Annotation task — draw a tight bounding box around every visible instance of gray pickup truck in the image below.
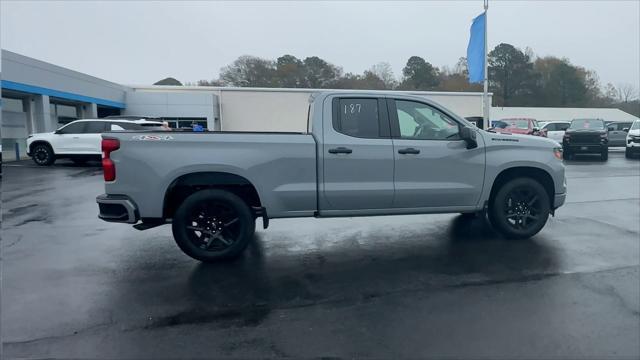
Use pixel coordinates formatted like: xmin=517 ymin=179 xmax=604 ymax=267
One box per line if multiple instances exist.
xmin=97 ymin=92 xmax=566 ymax=262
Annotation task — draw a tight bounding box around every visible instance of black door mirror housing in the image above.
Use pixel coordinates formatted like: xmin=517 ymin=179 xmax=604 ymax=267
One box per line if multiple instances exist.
xmin=623 ymin=128 xmax=630 ymax=132
xmin=460 ymin=126 xmax=478 ymax=149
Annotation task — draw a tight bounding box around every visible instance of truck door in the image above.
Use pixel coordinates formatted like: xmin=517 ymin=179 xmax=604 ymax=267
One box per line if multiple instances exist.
xmin=321 ymin=96 xmax=395 ymax=211
xmin=388 ymin=98 xmax=485 ymax=208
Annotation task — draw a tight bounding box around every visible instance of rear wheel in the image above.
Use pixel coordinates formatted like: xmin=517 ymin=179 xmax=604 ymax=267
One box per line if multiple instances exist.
xmin=172 ymin=189 xmax=255 ymax=262
xmin=31 ymin=143 xmax=55 ymax=166
xmin=489 ymin=177 xmax=550 ymax=239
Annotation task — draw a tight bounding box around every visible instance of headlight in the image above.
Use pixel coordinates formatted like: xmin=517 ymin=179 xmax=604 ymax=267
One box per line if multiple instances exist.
xmin=553 ymin=147 xmax=563 ymax=160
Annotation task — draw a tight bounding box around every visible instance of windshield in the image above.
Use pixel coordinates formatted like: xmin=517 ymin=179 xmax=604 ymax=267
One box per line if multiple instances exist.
xmin=501 ymin=119 xmax=530 ymax=129
xmin=631 ymin=120 xmax=640 ymax=130
xmin=570 ymin=119 xmax=604 ymax=130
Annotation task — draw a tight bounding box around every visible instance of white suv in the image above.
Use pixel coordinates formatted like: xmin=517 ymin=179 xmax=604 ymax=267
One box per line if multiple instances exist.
xmin=27 ymin=119 xmax=168 ymax=166
xmin=626 ymin=119 xmax=640 ymax=159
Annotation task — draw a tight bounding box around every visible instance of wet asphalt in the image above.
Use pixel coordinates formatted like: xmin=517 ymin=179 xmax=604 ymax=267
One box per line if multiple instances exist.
xmin=1 ymin=149 xmax=639 ymax=359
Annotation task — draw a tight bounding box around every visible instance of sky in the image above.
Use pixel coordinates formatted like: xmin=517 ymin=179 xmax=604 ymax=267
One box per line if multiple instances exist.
xmin=1 ymin=0 xmax=639 ymax=89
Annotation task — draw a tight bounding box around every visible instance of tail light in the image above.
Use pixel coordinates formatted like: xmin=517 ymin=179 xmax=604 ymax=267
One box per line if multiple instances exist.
xmin=102 ymin=138 xmax=120 ymax=181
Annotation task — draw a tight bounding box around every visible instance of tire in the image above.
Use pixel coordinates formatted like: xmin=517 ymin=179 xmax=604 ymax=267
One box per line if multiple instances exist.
xmin=31 ymin=143 xmax=55 ymax=166
xmin=489 ymin=177 xmax=550 ymax=239
xmin=172 ymin=189 xmax=255 ymax=262
xmin=626 ymin=148 xmax=632 ymax=159
xmin=601 ymin=148 xmax=608 ymax=161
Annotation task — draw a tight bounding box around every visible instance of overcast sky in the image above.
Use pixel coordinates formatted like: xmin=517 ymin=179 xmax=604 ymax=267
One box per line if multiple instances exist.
xmin=1 ymin=0 xmax=639 ymax=88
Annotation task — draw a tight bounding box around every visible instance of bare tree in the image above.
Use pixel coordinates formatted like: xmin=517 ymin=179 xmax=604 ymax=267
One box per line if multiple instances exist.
xmin=369 ymin=62 xmax=397 ymax=89
xmin=616 ymin=83 xmax=638 ymax=103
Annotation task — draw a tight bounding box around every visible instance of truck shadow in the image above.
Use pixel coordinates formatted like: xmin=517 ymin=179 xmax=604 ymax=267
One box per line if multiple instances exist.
xmin=173 ymin=215 xmax=559 ymax=329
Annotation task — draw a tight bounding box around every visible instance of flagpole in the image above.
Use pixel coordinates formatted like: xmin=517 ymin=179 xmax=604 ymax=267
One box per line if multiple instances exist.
xmin=483 ymin=0 xmax=489 ymax=129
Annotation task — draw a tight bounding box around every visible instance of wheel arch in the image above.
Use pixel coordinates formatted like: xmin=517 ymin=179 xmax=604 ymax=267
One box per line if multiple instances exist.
xmin=489 ymin=166 xmax=555 ymax=208
xmin=163 ymin=171 xmax=262 ymax=219
xmin=29 ymin=140 xmax=54 ymax=154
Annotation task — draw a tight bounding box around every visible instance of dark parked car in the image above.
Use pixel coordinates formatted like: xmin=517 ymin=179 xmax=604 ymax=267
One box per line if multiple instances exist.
xmin=563 ymin=118 xmax=608 ymax=161
xmin=607 ymin=121 xmax=633 ymax=147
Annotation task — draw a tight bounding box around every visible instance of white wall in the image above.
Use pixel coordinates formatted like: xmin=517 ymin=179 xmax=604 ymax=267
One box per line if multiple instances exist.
xmin=218 ymin=90 xmax=312 ymax=132
xmin=127 ymin=86 xmax=490 ymax=132
xmin=124 ymin=90 xmax=218 ymax=129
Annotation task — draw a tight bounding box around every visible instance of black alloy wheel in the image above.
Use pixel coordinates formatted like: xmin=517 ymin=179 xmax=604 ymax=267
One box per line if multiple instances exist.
xmin=172 ymin=189 xmax=255 ymax=262
xmin=32 ymin=144 xmax=55 ymax=166
xmin=489 ymin=177 xmax=550 ymax=239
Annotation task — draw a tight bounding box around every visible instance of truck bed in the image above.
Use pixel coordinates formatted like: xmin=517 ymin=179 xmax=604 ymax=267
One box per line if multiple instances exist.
xmin=104 ymin=131 xmax=318 ymax=219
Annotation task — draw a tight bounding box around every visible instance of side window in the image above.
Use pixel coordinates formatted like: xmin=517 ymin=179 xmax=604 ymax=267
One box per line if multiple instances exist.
xmin=110 ymin=123 xmax=126 ymax=131
xmin=57 ymin=122 xmax=85 ymax=134
xmin=557 ymin=123 xmax=570 ymax=131
xmin=619 ymin=123 xmax=631 ymax=131
xmin=544 ymin=123 xmax=556 ymax=131
xmin=394 ymin=100 xmax=460 ymax=140
xmin=85 ymin=121 xmax=107 ymax=134
xmin=334 ymin=98 xmax=380 ymax=138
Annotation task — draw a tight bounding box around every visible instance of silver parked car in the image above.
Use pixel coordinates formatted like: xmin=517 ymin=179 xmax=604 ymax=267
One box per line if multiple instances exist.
xmin=607 ymin=121 xmax=634 ymax=147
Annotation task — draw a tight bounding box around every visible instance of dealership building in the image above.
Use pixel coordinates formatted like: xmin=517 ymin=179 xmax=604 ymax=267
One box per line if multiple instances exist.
xmin=1 ymin=49 xmax=638 ymax=161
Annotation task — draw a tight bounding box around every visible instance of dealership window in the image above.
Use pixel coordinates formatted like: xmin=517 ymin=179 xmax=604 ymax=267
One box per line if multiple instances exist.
xmin=1 ymin=97 xmax=25 ymax=112
xmin=160 ymin=117 xmax=207 ymax=130
xmin=50 ymin=102 xmax=79 ymax=124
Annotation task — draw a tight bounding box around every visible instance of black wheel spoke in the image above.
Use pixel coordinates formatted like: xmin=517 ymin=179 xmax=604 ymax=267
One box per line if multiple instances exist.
xmin=185 ymin=200 xmax=241 ymax=252
xmin=502 ymin=185 xmax=545 ymax=231
xmin=223 ymin=218 xmax=239 ymax=228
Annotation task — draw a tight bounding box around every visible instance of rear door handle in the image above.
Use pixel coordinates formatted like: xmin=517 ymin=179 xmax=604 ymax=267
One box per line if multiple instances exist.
xmin=328 ymin=147 xmax=353 ymax=154
xmin=398 ymin=147 xmax=420 ymax=154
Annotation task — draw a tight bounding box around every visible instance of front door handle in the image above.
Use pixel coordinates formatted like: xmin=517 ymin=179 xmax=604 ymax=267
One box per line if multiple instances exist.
xmin=328 ymin=147 xmax=353 ymax=154
xmin=72 ymin=136 xmax=80 ymax=139
xmin=398 ymin=147 xmax=420 ymax=154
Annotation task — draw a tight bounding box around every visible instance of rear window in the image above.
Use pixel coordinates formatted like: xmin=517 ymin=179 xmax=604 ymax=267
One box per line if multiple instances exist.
xmin=334 ymin=98 xmax=380 ymax=138
xmin=570 ymin=119 xmax=604 ymax=130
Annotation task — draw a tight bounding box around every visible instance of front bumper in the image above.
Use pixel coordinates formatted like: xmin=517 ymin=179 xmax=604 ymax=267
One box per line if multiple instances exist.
xmin=626 ymin=138 xmax=640 ymax=149
xmin=96 ymin=194 xmax=139 ymax=224
xmin=554 ymin=193 xmax=566 ymax=209
xmin=563 ymin=144 xmax=606 ymax=153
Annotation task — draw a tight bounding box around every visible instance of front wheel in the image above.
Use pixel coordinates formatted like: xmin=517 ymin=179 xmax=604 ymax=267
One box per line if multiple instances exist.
xmin=489 ymin=177 xmax=550 ymax=239
xmin=31 ymin=143 xmax=55 ymax=166
xmin=625 ymin=148 xmax=632 ymax=159
xmin=172 ymin=189 xmax=255 ymax=262
xmin=601 ymin=148 xmax=608 ymax=161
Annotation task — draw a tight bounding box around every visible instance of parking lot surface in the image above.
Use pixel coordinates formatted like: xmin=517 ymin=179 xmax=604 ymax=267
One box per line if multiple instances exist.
xmin=2 ymin=150 xmax=639 ymax=359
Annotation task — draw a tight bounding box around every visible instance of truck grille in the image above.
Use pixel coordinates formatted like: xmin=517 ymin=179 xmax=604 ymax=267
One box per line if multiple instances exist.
xmin=571 ymin=133 xmax=601 ymax=144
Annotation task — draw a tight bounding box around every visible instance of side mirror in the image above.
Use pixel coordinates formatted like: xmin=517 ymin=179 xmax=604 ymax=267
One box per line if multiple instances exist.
xmin=533 ymin=127 xmax=540 ymax=132
xmin=460 ymin=126 xmax=478 ymax=149
xmin=623 ymin=128 xmax=630 ymax=132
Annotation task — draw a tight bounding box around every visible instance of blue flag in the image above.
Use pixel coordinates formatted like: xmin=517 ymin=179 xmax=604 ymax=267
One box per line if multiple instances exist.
xmin=467 ymin=12 xmax=486 ymax=83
